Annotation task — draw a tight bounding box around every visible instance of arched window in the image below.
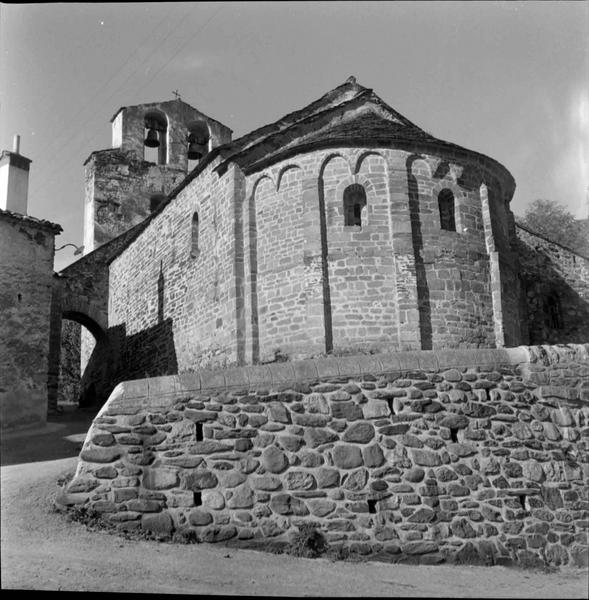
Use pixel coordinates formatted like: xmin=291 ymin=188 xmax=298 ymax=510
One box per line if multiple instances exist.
xmin=343 ymin=184 xmax=367 ymax=227
xmin=544 ymin=293 xmax=563 ymax=329
xmin=144 ymin=111 xmax=167 ymax=165
xmin=191 ymin=212 xmax=199 ymax=257
xmin=150 ymin=194 xmax=165 ymax=213
xmin=438 ymin=189 xmax=456 ymax=231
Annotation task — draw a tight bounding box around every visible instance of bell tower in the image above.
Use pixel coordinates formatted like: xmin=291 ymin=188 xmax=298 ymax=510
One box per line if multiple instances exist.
xmin=83 ymin=98 xmax=232 ymax=252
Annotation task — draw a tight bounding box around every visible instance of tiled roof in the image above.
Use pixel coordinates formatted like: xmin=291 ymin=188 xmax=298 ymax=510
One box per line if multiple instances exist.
xmin=0 ymin=208 xmax=62 ymax=233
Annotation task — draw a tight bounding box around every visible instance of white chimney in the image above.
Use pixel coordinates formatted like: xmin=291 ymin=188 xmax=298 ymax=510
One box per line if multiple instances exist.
xmin=0 ymin=134 xmax=31 ymax=215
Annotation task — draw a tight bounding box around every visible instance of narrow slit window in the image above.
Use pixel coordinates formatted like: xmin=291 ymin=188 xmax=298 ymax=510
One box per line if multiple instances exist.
xmin=343 ymin=183 xmax=367 ymax=227
xmin=438 ymin=189 xmax=456 ymax=232
xmin=191 ymin=212 xmax=200 ymax=257
xmin=544 ymin=293 xmax=563 ymax=329
xmin=196 ymin=422 xmax=203 ymax=441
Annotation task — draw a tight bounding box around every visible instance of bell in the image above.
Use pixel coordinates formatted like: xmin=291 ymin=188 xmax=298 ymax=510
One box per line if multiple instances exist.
xmin=187 ymin=142 xmax=205 ymax=160
xmin=144 ymin=128 xmax=160 ymax=148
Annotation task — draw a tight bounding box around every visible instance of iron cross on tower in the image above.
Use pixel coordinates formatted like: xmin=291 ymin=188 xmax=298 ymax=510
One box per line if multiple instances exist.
xmin=172 ymin=89 xmax=181 ymax=100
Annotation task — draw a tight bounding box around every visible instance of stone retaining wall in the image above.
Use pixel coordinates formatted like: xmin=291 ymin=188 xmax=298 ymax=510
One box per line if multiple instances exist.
xmin=57 ymin=345 xmax=589 ymax=567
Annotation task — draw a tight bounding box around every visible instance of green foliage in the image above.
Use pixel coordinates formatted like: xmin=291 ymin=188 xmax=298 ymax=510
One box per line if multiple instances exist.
xmin=519 ymin=199 xmax=589 ymax=256
xmin=287 ymin=522 xmax=328 ymax=558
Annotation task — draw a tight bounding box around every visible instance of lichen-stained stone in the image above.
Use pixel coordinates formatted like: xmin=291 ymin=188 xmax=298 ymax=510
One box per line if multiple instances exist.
xmin=202 ymin=490 xmax=225 ymax=510
xmin=164 ymin=456 xmax=204 ymax=468
xmin=116 ymin=434 xmax=143 ymax=446
xmin=451 ymin=518 xmax=476 ymax=538
xmin=447 ymin=443 xmax=477 ymax=458
xmin=269 ymin=493 xmax=309 ymax=516
xmin=438 ymin=414 xmax=469 ymax=430
xmin=80 ymin=446 xmax=121 ymax=463
xmin=342 ymin=422 xmax=375 ymax=443
xmin=184 ymin=470 xmax=218 ymax=490
xmin=362 ymin=443 xmax=385 ymax=467
xmin=277 ymin=435 xmax=305 ymax=452
xmin=332 ymin=444 xmax=364 ymax=469
xmin=464 ymin=402 xmax=496 ymax=418
xmin=308 ymin=498 xmax=336 ymax=517
xmin=303 ymin=393 xmax=330 ymax=414
xmin=404 ymin=467 xmax=425 ymax=482
xmin=216 ymin=470 xmax=247 ymax=488
xmin=442 ymin=369 xmax=463 ymax=382
xmin=402 ymin=541 xmax=439 ymax=554
xmin=266 ymin=402 xmax=292 ymax=423
xmin=113 ymin=488 xmax=138 ymax=502
xmin=435 ymin=466 xmax=458 ymax=482
xmin=300 ymin=451 xmax=324 ymax=468
xmin=140 ymin=512 xmax=174 ymax=536
xmin=380 ymin=423 xmax=410 ymax=436
xmin=126 ymin=498 xmax=162 ymax=512
xmin=67 ymin=478 xmax=100 ymax=493
xmin=552 ymin=406 xmax=575 ymax=427
xmin=184 ymin=409 xmax=218 ymax=423
xmin=94 ymin=466 xmax=118 ymax=479
xmin=362 ymin=398 xmax=390 ymax=419
xmin=343 ymin=468 xmax=368 ymax=491
xmin=91 ymin=433 xmax=115 ymax=447
xmin=411 ymin=449 xmax=442 ymax=467
xmin=189 ymin=441 xmax=233 ymax=454
xmin=304 ymin=428 xmax=339 ymax=448
xmin=188 ymin=509 xmax=213 ymax=526
xmin=251 ymin=475 xmax=282 ymax=491
xmin=503 ymin=462 xmax=523 ymax=478
xmin=227 ymin=485 xmax=255 ymax=509
xmin=330 ymin=401 xmax=363 ymax=421
xmin=285 ymin=471 xmax=316 ymax=490
xmin=316 ymin=467 xmax=340 ymax=488
xmin=292 ymin=413 xmax=330 ymax=427
xmin=142 ymin=468 xmax=179 ymax=490
xmin=531 ymin=404 xmax=550 ymax=421
xmin=262 ymin=446 xmax=288 ymax=473
xmin=399 ymin=434 xmax=423 ymax=448
xmin=199 ymin=526 xmax=237 ymax=543
xmin=541 ymin=486 xmax=564 ymax=510
xmin=408 ymin=507 xmax=436 ymax=523
xmin=523 ymin=460 xmax=545 ymax=482
xmin=239 ymin=457 xmax=260 ymax=474
xmin=511 ymin=422 xmax=533 ymax=440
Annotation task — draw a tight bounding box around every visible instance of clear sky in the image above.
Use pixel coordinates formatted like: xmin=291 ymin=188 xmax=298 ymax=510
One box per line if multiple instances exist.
xmin=1 ymin=1 xmax=587 ymax=271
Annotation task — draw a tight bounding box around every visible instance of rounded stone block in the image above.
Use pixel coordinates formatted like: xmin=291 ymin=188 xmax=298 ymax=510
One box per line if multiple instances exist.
xmin=284 ymin=471 xmax=316 ymax=490
xmin=342 ymin=422 xmax=375 ymax=443
xmin=362 ymin=444 xmax=385 ymax=467
xmin=269 ymin=493 xmax=309 ymax=516
xmin=262 ymin=446 xmax=288 ymax=473
xmin=188 ymin=509 xmax=213 ymax=526
xmin=142 ymin=468 xmax=179 ymax=490
xmin=202 ymin=490 xmax=225 ymax=510
xmin=184 ymin=470 xmax=218 ymax=490
xmin=332 ymin=444 xmax=364 ymax=469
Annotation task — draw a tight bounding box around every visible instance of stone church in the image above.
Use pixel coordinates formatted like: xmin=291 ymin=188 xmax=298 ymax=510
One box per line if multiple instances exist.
xmin=2 ymin=77 xmax=588 ymax=428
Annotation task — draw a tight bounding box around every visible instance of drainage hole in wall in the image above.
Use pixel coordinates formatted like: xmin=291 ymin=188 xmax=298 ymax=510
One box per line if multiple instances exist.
xmin=518 ymin=494 xmax=526 ymax=510
xmin=194 ymin=492 xmax=202 ymax=507
xmin=196 ymin=423 xmax=203 ymax=441
xmin=367 ymin=499 xmax=377 ymax=514
xmin=17 ymin=293 xmax=22 ymax=303
xmin=450 ymin=428 xmax=458 ymax=443
xmin=386 ymin=399 xmax=396 ymax=416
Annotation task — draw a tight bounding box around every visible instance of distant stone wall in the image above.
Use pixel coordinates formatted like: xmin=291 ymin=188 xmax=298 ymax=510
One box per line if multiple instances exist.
xmin=58 ymin=345 xmax=588 ymax=567
xmin=516 ymin=223 xmax=589 ymax=344
xmin=0 ymin=210 xmax=60 ymax=429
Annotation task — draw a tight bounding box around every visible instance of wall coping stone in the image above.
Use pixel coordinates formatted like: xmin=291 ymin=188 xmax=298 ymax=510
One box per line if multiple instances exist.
xmin=106 ymin=345 xmax=588 ymax=411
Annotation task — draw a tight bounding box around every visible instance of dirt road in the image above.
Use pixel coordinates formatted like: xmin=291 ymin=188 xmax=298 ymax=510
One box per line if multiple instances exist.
xmin=1 ymin=410 xmax=587 ymax=596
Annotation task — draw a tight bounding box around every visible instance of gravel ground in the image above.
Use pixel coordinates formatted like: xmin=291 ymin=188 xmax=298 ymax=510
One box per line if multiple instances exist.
xmin=1 ymin=409 xmax=587 ymax=597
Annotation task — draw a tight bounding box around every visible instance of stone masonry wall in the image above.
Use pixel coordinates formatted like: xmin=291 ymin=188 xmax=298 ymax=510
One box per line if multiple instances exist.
xmin=58 ymin=345 xmax=589 ymax=567
xmin=516 ymin=223 xmax=589 ymax=345
xmin=0 ymin=211 xmax=60 ymax=429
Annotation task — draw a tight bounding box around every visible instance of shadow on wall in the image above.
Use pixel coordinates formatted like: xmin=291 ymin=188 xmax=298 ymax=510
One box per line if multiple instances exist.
xmin=79 ymin=318 xmax=178 ymax=408
xmin=517 ymin=239 xmax=589 ymax=344
xmin=406 ymin=156 xmax=432 ymax=350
